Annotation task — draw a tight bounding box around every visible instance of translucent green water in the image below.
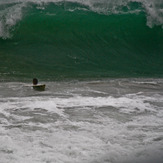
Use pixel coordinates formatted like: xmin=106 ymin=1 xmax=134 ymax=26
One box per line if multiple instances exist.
xmin=0 ymin=2 xmax=163 ymax=80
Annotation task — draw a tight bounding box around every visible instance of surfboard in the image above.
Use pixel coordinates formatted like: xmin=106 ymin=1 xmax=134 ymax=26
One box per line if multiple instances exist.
xmin=33 ymin=84 xmax=46 ymax=91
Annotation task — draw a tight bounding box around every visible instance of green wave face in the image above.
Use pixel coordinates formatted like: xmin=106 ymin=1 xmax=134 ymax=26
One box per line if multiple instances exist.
xmin=0 ymin=1 xmax=163 ymax=80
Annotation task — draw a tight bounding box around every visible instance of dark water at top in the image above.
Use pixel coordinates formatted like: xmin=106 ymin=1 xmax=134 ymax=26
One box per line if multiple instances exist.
xmin=0 ymin=1 xmax=163 ymax=80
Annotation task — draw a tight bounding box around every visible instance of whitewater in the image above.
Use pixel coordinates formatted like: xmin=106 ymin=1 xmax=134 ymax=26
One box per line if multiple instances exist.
xmin=0 ymin=79 xmax=163 ymax=163
xmin=0 ymin=0 xmax=163 ymax=162
xmin=0 ymin=0 xmax=163 ymax=39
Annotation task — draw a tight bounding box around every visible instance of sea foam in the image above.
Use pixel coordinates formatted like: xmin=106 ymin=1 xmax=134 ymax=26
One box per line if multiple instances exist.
xmin=0 ymin=0 xmax=162 ymax=38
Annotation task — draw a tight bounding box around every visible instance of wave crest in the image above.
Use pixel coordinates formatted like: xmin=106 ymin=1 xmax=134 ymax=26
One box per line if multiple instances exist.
xmin=0 ymin=0 xmax=162 ymax=39
xmin=0 ymin=2 xmax=25 ymax=39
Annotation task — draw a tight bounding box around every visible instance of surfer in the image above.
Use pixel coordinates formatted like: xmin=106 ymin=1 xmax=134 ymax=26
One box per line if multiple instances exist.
xmin=33 ymin=78 xmax=38 ymax=85
xmin=32 ymin=78 xmax=46 ymax=91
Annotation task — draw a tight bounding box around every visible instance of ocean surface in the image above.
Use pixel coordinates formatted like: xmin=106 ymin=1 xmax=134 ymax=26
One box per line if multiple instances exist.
xmin=0 ymin=0 xmax=163 ymax=163
xmin=0 ymin=79 xmax=163 ymax=163
xmin=0 ymin=0 xmax=163 ymax=79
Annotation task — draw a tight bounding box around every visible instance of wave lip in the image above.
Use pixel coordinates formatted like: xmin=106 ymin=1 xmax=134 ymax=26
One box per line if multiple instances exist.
xmin=0 ymin=0 xmax=163 ymax=39
xmin=0 ymin=2 xmax=26 ymax=39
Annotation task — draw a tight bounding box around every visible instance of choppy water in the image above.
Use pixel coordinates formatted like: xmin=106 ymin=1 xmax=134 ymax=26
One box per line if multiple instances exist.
xmin=0 ymin=1 xmax=163 ymax=162
xmin=0 ymin=79 xmax=163 ymax=163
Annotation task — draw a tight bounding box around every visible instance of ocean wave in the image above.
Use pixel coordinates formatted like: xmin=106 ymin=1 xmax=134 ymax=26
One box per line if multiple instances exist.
xmin=0 ymin=0 xmax=163 ymax=79
xmin=0 ymin=0 xmax=162 ymax=38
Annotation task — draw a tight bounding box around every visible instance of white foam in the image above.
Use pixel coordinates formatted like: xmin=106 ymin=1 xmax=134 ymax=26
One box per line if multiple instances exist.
xmin=0 ymin=93 xmax=161 ymax=120
xmin=0 ymin=90 xmax=163 ymax=162
xmin=0 ymin=0 xmax=162 ymax=38
xmin=134 ymin=0 xmax=163 ymax=28
xmin=0 ymin=2 xmax=25 ymax=39
xmin=0 ymin=97 xmax=66 ymax=118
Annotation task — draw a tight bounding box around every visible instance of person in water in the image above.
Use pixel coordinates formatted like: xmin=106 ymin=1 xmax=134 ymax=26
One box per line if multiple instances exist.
xmin=32 ymin=78 xmax=46 ymax=91
xmin=33 ymin=78 xmax=38 ymax=85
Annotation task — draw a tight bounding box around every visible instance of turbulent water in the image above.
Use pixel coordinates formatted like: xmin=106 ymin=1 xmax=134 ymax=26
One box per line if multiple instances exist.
xmin=0 ymin=0 xmax=163 ymax=163
xmin=0 ymin=0 xmax=163 ymax=79
xmin=0 ymin=79 xmax=163 ymax=163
